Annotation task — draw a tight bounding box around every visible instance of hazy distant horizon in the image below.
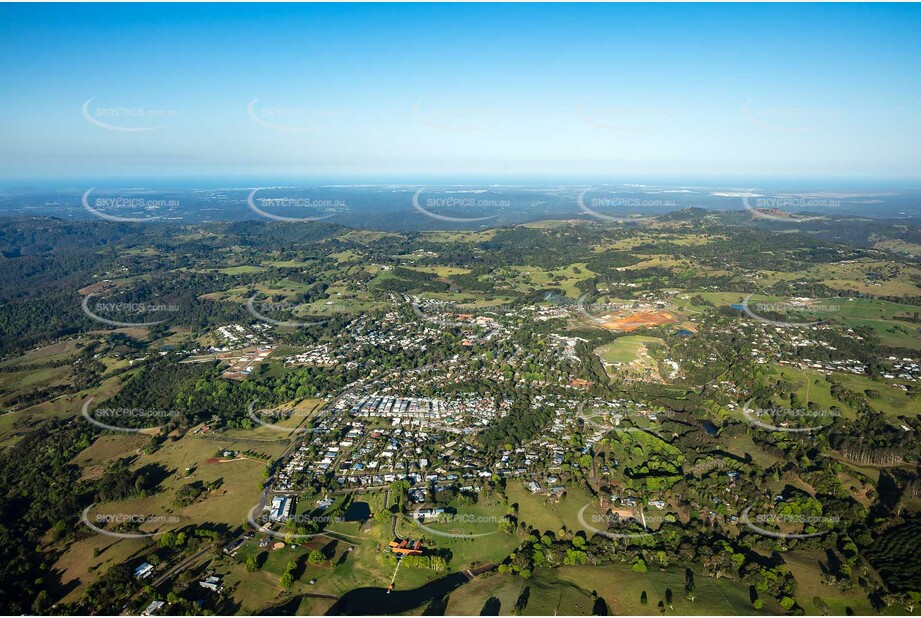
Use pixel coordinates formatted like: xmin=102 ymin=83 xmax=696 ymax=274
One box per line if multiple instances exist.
xmin=3 ymin=181 xmax=919 ymax=230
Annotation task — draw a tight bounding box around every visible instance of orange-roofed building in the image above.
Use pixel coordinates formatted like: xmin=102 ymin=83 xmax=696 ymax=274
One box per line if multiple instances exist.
xmin=388 ymin=539 xmax=423 ymax=555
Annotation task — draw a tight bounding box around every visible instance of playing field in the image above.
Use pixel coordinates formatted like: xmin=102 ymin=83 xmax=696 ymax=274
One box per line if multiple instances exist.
xmin=596 ymin=335 xmax=664 ymax=363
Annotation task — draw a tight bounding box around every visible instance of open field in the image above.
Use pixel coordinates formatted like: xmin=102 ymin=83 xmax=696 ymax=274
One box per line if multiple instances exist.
xmin=215 ymin=265 xmax=265 ymax=275
xmin=498 ymin=264 xmax=596 ymax=298
xmin=446 ymin=568 xmax=595 ymax=616
xmin=396 ymin=493 xmax=521 ymax=570
xmin=420 ymin=230 xmax=498 ymax=244
xmin=445 ymin=563 xmax=782 ymax=616
xmin=52 ymin=533 xmax=153 ymax=604
xmin=764 ymin=365 xmax=851 ymax=415
xmin=222 ymin=513 xmax=439 ymax=612
xmin=874 ymin=239 xmax=921 ymax=258
xmin=833 ymin=373 xmax=919 ymax=420
xmin=90 ymin=430 xmax=276 ymax=529
xmin=55 ymin=429 xmax=278 ymax=600
xmin=0 ymin=374 xmax=126 ymax=448
xmin=71 ymin=433 xmax=150 ymax=480
xmin=403 ymin=265 xmax=472 ymax=278
xmin=595 ymin=335 xmax=664 ymax=363
xmin=505 ymin=482 xmax=596 ymax=535
xmin=557 ymin=563 xmax=782 ymax=615
xmin=441 ymin=571 xmax=528 ymax=615
xmin=0 ymin=338 xmax=88 ymax=368
xmin=806 ymin=260 xmax=921 ymax=297
xmin=782 ymin=551 xmax=877 ymax=616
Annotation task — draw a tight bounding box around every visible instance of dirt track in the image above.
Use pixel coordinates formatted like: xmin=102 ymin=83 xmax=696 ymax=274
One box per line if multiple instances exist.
xmin=600 ymin=311 xmax=675 ymax=331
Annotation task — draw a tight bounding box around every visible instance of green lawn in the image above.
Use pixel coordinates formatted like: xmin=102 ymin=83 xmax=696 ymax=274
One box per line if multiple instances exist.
xmin=505 ymin=483 xmax=596 ymax=536
xmin=396 ymin=494 xmax=520 ymax=570
xmin=595 ymin=335 xmax=664 ymax=363
xmin=445 ymin=568 xmax=595 ymax=616
xmin=833 ymin=373 xmax=920 ymax=420
xmin=557 ymin=563 xmax=782 ymax=615
xmin=782 ymin=551 xmax=877 ymax=616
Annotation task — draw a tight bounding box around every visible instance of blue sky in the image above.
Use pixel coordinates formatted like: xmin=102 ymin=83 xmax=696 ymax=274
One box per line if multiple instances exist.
xmin=1 ymin=3 xmax=919 ymax=181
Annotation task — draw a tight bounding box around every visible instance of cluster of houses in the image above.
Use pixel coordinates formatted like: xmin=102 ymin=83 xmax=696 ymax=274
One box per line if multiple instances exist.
xmin=285 ymin=342 xmax=338 ymax=366
xmin=275 ymin=412 xmax=498 ymax=492
xmin=347 ymin=394 xmax=504 ymax=431
xmin=269 ymin=386 xmax=678 ymax=502
xmin=219 ymin=344 xmax=276 ymax=379
xmin=733 ymin=319 xmax=890 ymax=379
xmin=281 ymin=305 xmax=506 ymax=369
xmin=214 ymin=323 xmax=273 ymax=348
xmin=548 ymin=333 xmax=587 ymax=362
xmin=883 ymin=357 xmax=920 ymax=383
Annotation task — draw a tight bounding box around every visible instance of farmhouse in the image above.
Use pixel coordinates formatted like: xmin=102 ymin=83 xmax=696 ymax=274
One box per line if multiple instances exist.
xmin=388 ymin=539 xmax=424 ymax=556
xmin=413 ymin=507 xmax=445 ymax=520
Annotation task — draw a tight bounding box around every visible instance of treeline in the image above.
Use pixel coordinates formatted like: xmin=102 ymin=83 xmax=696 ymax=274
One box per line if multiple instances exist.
xmin=479 ymin=399 xmax=554 ymax=450
xmin=0 ymin=420 xmax=96 ymax=613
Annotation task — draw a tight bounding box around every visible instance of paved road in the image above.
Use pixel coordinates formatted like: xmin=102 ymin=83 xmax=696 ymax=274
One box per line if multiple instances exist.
xmin=151 ymin=542 xmax=216 ymax=588
xmin=254 ymin=385 xmax=363 ymax=513
xmin=122 ymin=542 xmax=217 ymax=613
